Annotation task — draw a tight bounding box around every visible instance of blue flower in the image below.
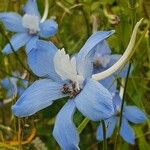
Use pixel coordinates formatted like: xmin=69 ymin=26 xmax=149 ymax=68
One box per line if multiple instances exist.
xmin=93 ymin=40 xmax=130 ymax=78
xmin=12 ymin=30 xmax=115 ymax=149
xmin=96 ymin=92 xmax=147 ymax=144
xmin=1 ymin=72 xmax=28 ymax=98
xmin=0 ymin=0 xmax=58 ymax=54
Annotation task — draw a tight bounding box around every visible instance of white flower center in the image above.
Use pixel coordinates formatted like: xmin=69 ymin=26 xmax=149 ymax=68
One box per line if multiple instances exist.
xmin=54 ymin=48 xmax=84 ymax=90
xmin=22 ymin=14 xmax=40 ymax=35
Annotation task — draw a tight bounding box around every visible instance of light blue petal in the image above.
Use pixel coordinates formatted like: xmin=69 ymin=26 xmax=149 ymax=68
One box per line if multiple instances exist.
xmin=112 ymin=92 xmax=122 ymax=113
xmin=100 ymin=75 xmax=117 ymax=93
xmin=53 ymin=100 xmax=79 ymax=150
xmin=25 ymin=36 xmax=39 ymax=54
xmin=75 ymin=79 xmax=114 ymax=121
xmin=23 ymin=0 xmax=40 ymax=17
xmin=27 ymin=40 xmax=61 ymax=81
xmin=0 ymin=12 xmax=25 ymax=32
xmin=1 ymin=78 xmax=11 ymax=90
xmin=77 ymin=30 xmax=114 ymax=78
xmin=2 ymin=33 xmax=31 ymax=54
xmin=94 ymin=40 xmax=111 ymax=56
xmin=120 ymin=118 xmax=135 ymax=144
xmin=1 ymin=78 xmax=16 ymax=98
xmin=97 ymin=116 xmax=117 ymax=141
xmin=124 ymin=106 xmax=147 ymax=124
xmin=39 ymin=19 xmax=58 ymax=38
xmin=108 ymin=54 xmax=133 ymax=78
xmin=12 ymin=79 xmax=67 ymax=117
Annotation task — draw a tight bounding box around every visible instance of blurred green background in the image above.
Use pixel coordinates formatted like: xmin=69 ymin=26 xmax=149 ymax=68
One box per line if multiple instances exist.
xmin=0 ymin=0 xmax=150 ymax=149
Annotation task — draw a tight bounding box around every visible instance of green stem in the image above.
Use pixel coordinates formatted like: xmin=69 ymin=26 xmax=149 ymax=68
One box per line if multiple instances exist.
xmin=0 ymin=25 xmax=36 ymax=78
xmin=77 ymin=118 xmax=89 ymax=134
xmin=102 ymin=120 xmax=107 ymax=150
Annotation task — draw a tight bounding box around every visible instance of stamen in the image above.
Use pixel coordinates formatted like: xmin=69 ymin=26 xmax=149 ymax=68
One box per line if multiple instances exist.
xmin=61 ymin=81 xmax=81 ymax=98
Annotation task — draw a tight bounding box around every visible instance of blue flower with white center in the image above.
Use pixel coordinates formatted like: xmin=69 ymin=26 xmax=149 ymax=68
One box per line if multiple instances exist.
xmin=1 ymin=72 xmax=28 ymax=98
xmin=0 ymin=0 xmax=58 ymax=54
xmin=12 ymin=30 xmax=115 ymax=150
xmin=96 ymin=92 xmax=147 ymax=144
xmin=93 ymin=40 xmax=129 ymax=78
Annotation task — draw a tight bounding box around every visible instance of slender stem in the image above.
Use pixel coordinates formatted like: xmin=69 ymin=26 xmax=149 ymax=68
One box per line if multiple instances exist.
xmin=0 ymin=143 xmax=18 ymax=150
xmin=41 ymin=0 xmax=49 ymax=23
xmin=18 ymin=118 xmax=22 ymax=150
xmin=0 ymin=25 xmax=36 ymax=78
xmin=114 ymin=63 xmax=132 ymax=150
xmin=102 ymin=120 xmax=107 ymax=150
xmin=114 ymin=2 xmax=137 ymax=149
xmin=77 ymin=118 xmax=89 ymax=134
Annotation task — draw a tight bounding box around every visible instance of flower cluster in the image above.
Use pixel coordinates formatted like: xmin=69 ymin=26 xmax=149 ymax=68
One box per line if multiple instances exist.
xmin=0 ymin=0 xmax=146 ymax=149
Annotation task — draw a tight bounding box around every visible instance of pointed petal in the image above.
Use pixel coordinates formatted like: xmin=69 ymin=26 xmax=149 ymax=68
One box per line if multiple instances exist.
xmin=124 ymin=106 xmax=147 ymax=124
xmin=12 ymin=79 xmax=66 ymax=117
xmin=120 ymin=118 xmax=135 ymax=144
xmin=77 ymin=30 xmax=114 ymax=78
xmin=75 ymin=79 xmax=114 ymax=121
xmin=0 ymin=12 xmax=25 ymax=32
xmin=27 ymin=40 xmax=61 ymax=81
xmin=94 ymin=40 xmax=111 ymax=56
xmin=25 ymin=36 xmax=38 ymax=54
xmin=2 ymin=33 xmax=31 ymax=54
xmin=39 ymin=19 xmax=58 ymax=38
xmin=53 ymin=100 xmax=79 ymax=150
xmin=23 ymin=0 xmax=40 ymax=17
xmin=97 ymin=116 xmax=117 ymax=141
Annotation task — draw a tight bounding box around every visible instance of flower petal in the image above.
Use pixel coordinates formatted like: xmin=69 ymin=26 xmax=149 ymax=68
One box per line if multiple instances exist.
xmin=2 ymin=33 xmax=31 ymax=54
xmin=75 ymin=79 xmax=114 ymax=121
xmin=0 ymin=12 xmax=25 ymax=32
xmin=94 ymin=40 xmax=111 ymax=56
xmin=97 ymin=116 xmax=117 ymax=141
xmin=120 ymin=118 xmax=135 ymax=144
xmin=100 ymin=75 xmax=117 ymax=93
xmin=53 ymin=100 xmax=79 ymax=150
xmin=12 ymin=79 xmax=66 ymax=117
xmin=1 ymin=78 xmax=16 ymax=98
xmin=39 ymin=19 xmax=58 ymax=38
xmin=23 ymin=0 xmax=41 ymax=17
xmin=25 ymin=36 xmax=39 ymax=54
xmin=27 ymin=40 xmax=61 ymax=81
xmin=77 ymin=30 xmax=114 ymax=78
xmin=124 ymin=106 xmax=147 ymax=124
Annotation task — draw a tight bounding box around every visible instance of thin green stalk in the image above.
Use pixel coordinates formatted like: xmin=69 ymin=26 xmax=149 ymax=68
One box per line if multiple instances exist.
xmin=0 ymin=25 xmax=36 ymax=78
xmin=77 ymin=118 xmax=89 ymax=134
xmin=114 ymin=63 xmax=132 ymax=150
xmin=0 ymin=142 xmax=18 ymax=150
xmin=102 ymin=120 xmax=107 ymax=150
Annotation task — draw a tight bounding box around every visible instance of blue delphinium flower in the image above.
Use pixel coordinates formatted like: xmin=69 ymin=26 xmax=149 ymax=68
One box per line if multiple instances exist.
xmin=96 ymin=91 xmax=147 ymax=144
xmin=12 ymin=31 xmax=115 ymax=149
xmin=93 ymin=40 xmax=129 ymax=77
xmin=0 ymin=0 xmax=58 ymax=54
xmin=1 ymin=72 xmax=28 ymax=98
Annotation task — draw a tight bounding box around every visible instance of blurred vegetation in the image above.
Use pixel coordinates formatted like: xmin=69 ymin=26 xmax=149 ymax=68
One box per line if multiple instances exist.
xmin=0 ymin=0 xmax=150 ymax=149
